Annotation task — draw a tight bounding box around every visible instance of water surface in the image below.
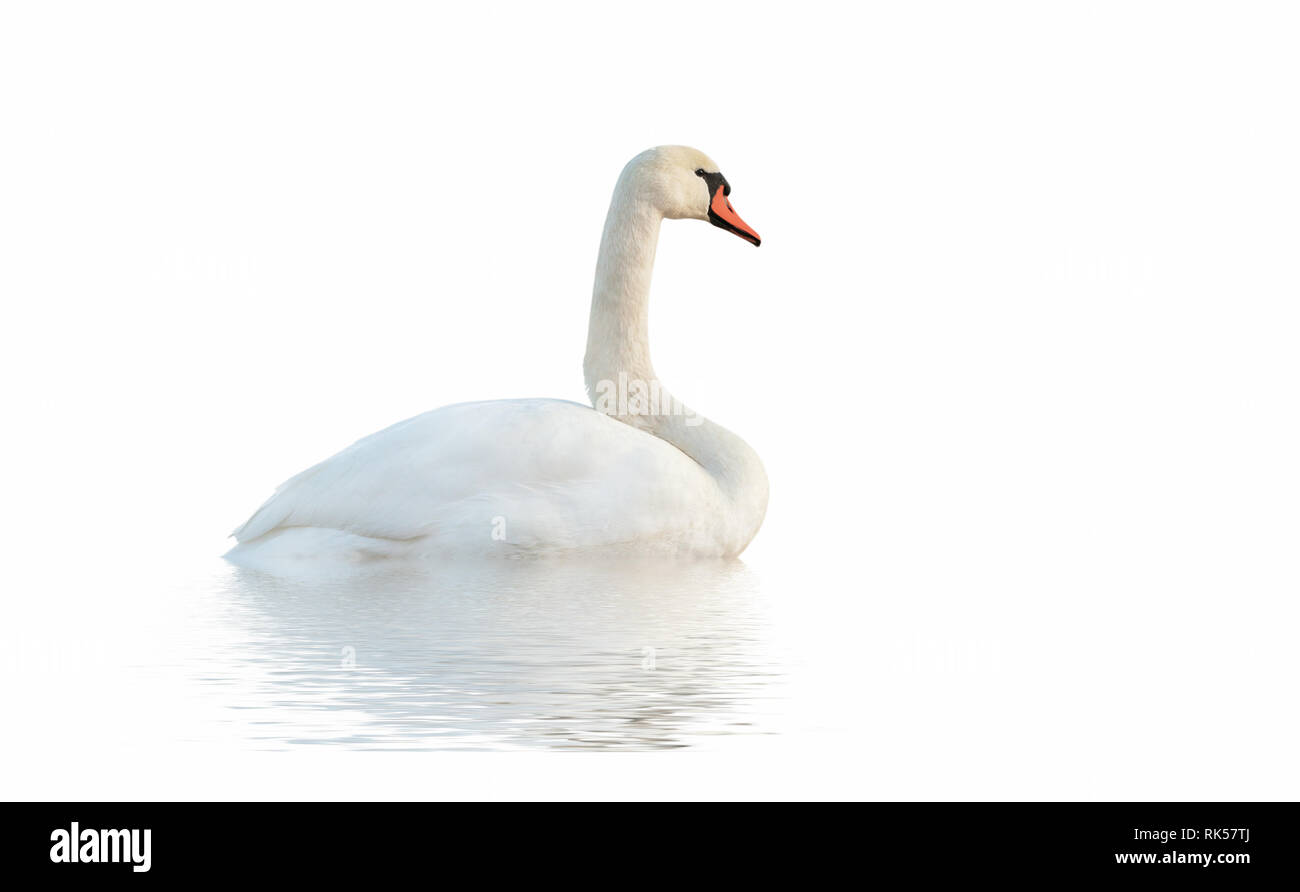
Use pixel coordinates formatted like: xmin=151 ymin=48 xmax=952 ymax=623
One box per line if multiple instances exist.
xmin=182 ymin=558 xmax=785 ymax=750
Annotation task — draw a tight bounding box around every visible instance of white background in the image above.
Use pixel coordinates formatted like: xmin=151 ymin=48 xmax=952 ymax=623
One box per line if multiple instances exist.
xmin=2 ymin=1 xmax=1298 ymax=799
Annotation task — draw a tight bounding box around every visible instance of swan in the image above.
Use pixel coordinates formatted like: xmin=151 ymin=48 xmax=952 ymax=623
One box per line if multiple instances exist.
xmin=225 ymin=146 xmax=767 ymax=565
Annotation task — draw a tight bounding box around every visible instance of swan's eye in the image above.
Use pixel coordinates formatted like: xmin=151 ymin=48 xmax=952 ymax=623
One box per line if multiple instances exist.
xmin=695 ymin=168 xmax=705 ymax=177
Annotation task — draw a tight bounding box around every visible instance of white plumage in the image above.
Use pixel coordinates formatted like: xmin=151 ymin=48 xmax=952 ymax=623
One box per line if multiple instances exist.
xmin=226 ymin=147 xmax=767 ymax=567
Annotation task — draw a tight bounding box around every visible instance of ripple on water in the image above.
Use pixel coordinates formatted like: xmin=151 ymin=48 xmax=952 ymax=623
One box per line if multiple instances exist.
xmin=186 ymin=557 xmax=785 ymax=751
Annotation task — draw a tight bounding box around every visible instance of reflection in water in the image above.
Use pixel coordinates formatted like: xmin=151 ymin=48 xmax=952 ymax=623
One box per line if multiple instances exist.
xmin=199 ymin=559 xmax=784 ymax=750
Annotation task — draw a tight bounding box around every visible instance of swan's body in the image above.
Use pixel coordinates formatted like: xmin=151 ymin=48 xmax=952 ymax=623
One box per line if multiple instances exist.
xmin=226 ymin=147 xmax=767 ymax=566
xmin=230 ymin=398 xmax=763 ymax=562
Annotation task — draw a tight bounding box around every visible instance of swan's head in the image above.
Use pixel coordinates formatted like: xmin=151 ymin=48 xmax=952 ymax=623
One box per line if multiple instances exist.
xmin=622 ymin=146 xmax=761 ymax=246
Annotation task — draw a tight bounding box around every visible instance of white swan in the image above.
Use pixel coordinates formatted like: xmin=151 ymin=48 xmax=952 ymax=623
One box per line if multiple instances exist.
xmin=226 ymin=146 xmax=767 ymax=565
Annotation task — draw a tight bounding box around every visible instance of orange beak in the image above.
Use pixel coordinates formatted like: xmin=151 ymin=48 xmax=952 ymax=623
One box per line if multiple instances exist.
xmin=708 ymin=184 xmax=762 ymax=247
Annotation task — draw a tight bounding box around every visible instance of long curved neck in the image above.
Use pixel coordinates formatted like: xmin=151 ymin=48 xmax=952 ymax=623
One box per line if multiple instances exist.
xmin=582 ymin=179 xmax=767 ymax=520
xmin=584 ymin=191 xmax=661 ymax=398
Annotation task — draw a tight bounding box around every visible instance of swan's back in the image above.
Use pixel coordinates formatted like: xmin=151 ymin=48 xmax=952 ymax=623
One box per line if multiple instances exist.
xmin=226 ymin=398 xmax=730 ymax=565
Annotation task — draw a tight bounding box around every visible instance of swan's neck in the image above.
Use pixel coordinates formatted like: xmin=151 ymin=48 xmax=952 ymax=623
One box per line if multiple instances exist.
xmin=584 ymin=192 xmax=661 ymax=400
xmin=582 ymin=180 xmax=768 ymax=533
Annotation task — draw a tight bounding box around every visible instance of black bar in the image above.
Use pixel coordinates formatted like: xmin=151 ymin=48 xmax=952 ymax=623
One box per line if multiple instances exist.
xmin=6 ymin=802 xmax=1295 ymax=881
